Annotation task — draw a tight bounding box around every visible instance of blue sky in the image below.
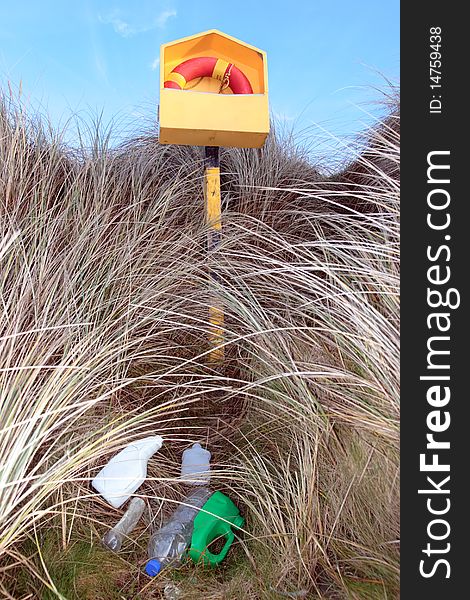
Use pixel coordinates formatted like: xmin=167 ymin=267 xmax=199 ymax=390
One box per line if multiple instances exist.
xmin=0 ymin=1 xmax=399 ymax=156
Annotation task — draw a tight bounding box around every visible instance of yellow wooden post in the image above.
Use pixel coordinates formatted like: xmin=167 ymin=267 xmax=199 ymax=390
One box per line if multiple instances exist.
xmin=158 ymin=30 xmax=270 ymax=364
xmin=204 ymin=146 xmax=224 ymax=362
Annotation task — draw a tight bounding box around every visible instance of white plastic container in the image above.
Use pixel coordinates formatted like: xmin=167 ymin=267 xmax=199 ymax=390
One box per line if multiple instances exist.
xmin=92 ymin=436 xmax=163 ymax=508
xmin=180 ymin=443 xmax=211 ymax=485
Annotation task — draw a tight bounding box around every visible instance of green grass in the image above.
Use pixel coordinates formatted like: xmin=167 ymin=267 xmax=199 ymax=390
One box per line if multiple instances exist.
xmin=11 ymin=531 xmax=137 ymax=599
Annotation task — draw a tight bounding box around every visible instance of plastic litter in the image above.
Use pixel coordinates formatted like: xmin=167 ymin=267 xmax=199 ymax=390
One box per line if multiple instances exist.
xmin=102 ymin=496 xmax=146 ymax=552
xmin=145 ymin=442 xmax=212 ymax=577
xmin=180 ymin=442 xmax=211 ymax=485
xmin=92 ymin=436 xmax=163 ymax=508
xmin=189 ymin=490 xmax=244 ymax=566
xmin=145 ymin=486 xmax=212 ymax=576
xmin=164 ymin=583 xmax=182 ymax=599
xmin=93 ymin=440 xmax=244 ymax=575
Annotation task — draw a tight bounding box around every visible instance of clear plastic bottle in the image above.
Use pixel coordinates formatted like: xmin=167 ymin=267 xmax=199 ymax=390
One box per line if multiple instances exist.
xmin=102 ymin=497 xmax=146 ymax=552
xmin=145 ymin=487 xmax=212 ymax=576
xmin=145 ymin=443 xmax=212 ymax=577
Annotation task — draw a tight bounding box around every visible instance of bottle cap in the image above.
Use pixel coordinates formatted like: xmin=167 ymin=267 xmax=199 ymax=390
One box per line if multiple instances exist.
xmin=145 ymin=559 xmax=162 ymax=577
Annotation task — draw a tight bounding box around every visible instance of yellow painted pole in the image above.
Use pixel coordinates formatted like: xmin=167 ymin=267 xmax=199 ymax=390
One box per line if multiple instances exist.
xmin=204 ymin=146 xmax=224 ymax=363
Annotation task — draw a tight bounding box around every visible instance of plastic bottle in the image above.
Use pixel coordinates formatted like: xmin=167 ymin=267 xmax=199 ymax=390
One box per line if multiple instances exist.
xmin=92 ymin=436 xmax=163 ymax=508
xmin=145 ymin=486 xmax=212 ymax=576
xmin=180 ymin=443 xmax=211 ymax=485
xmin=145 ymin=443 xmax=212 ymax=577
xmin=102 ymin=497 xmax=146 ymax=552
xmin=163 ymin=583 xmax=182 ymax=600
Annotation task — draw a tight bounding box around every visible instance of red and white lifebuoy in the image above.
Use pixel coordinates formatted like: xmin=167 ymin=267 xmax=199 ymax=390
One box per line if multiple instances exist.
xmin=164 ymin=57 xmax=253 ymax=94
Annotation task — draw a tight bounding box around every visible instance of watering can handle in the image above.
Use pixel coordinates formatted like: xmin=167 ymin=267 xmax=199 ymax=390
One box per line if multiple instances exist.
xmin=204 ymin=522 xmax=235 ymax=563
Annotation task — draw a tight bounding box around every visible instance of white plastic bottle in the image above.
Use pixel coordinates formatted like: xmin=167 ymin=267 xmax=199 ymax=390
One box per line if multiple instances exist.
xmin=102 ymin=497 xmax=146 ymax=552
xmin=180 ymin=443 xmax=211 ymax=485
xmin=92 ymin=436 xmax=163 ymax=508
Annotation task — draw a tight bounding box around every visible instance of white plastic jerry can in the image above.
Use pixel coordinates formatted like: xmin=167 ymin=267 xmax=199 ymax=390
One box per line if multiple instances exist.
xmin=92 ymin=436 xmax=163 ymax=508
xmin=180 ymin=443 xmax=211 ymax=485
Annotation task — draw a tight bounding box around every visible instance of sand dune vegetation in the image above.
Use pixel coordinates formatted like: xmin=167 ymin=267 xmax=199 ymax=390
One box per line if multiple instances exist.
xmin=0 ymin=92 xmax=399 ymax=599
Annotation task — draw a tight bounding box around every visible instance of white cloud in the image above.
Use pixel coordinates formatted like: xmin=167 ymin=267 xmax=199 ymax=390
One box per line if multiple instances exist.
xmin=156 ymin=9 xmax=177 ymax=28
xmin=150 ymin=57 xmax=160 ymax=71
xmin=111 ymin=18 xmax=134 ymax=37
xmin=99 ymin=8 xmax=177 ymax=38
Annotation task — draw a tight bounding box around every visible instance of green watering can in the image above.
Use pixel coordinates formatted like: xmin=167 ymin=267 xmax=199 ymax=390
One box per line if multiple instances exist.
xmin=189 ymin=491 xmax=244 ymax=566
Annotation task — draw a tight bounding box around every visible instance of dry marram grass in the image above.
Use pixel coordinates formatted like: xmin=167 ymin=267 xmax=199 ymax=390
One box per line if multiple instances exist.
xmin=0 ymin=92 xmax=399 ymax=599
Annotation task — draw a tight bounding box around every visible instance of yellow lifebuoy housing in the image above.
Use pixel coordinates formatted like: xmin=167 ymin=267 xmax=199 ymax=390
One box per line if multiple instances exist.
xmin=159 ymin=29 xmax=269 ymax=148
